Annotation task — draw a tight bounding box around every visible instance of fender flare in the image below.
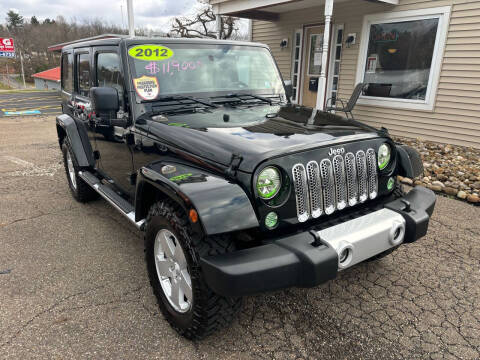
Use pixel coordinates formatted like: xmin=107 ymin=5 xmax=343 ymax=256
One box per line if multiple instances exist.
xmin=56 ymin=114 xmax=95 ymax=167
xmin=395 ymin=144 xmax=424 ymax=179
xmin=135 ymin=162 xmax=259 ymax=236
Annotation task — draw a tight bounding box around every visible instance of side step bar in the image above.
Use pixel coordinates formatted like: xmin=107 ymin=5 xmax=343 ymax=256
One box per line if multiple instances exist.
xmin=78 ymin=171 xmax=145 ymax=230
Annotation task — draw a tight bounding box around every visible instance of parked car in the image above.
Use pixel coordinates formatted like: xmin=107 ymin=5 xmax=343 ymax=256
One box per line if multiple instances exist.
xmin=56 ymin=36 xmax=435 ymax=339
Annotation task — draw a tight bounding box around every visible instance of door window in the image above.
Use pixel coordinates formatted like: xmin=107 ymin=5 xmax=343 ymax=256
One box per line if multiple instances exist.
xmin=76 ymin=53 xmax=90 ymax=96
xmin=61 ymin=53 xmax=73 ymax=93
xmin=307 ymin=34 xmax=323 ymax=76
xmin=96 ymin=52 xmax=124 ymax=98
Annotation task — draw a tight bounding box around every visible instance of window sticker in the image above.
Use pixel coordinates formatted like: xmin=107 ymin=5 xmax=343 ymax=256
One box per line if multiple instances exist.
xmin=144 ymin=60 xmax=203 ymax=76
xmin=133 ymin=76 xmax=159 ymax=100
xmin=128 ymin=45 xmax=174 ymax=61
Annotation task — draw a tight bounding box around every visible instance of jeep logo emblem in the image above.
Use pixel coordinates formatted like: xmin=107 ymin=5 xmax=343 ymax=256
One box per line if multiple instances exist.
xmin=328 ymin=147 xmax=345 ymax=156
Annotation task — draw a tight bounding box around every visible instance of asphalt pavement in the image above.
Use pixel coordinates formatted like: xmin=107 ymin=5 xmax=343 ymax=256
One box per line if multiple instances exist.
xmin=0 ymin=90 xmax=61 ymax=117
xmin=1 ymin=116 xmax=479 ymax=359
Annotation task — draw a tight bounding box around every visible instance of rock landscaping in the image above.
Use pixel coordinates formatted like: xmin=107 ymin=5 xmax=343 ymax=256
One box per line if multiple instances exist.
xmin=394 ymin=136 xmax=480 ymax=205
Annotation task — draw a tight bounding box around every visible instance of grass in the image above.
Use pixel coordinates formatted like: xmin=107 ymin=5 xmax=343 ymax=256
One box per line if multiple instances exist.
xmin=0 ymin=82 xmax=12 ymax=90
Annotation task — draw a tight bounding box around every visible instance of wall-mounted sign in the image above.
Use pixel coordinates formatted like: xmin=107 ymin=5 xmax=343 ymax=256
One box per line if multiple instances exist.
xmin=0 ymin=38 xmax=15 ymax=58
xmin=374 ymin=30 xmax=399 ymax=43
xmin=366 ymin=54 xmax=378 ymax=73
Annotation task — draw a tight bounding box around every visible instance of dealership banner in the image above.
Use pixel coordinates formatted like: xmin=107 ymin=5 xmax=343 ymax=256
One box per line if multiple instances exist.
xmin=0 ymin=38 xmax=15 ymax=58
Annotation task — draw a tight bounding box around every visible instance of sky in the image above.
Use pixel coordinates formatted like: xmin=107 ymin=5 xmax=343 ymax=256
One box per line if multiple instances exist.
xmin=1 ymin=0 xmax=205 ymax=31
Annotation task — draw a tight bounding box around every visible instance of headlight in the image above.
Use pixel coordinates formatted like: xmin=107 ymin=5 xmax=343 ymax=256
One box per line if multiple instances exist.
xmin=256 ymin=167 xmax=281 ymax=200
xmin=378 ymin=143 xmax=391 ymax=170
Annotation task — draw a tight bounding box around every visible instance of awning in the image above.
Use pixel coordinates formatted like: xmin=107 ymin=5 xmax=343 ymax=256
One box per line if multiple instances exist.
xmin=211 ymin=0 xmax=397 ymax=20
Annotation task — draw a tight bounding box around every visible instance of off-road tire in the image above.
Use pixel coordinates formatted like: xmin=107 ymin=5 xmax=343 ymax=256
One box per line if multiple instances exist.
xmin=61 ymin=139 xmax=98 ymax=202
xmin=144 ymin=200 xmax=242 ymax=340
xmin=366 ymin=180 xmax=406 ymax=262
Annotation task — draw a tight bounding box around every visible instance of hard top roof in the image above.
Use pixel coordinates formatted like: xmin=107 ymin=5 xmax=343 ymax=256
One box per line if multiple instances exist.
xmin=60 ymin=36 xmax=268 ymax=52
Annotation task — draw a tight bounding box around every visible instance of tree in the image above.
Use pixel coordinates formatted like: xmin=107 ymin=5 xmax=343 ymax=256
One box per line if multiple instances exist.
xmin=43 ymin=18 xmax=55 ymax=25
xmin=6 ymin=10 xmax=24 ymax=31
xmin=170 ymin=6 xmax=238 ymax=40
xmin=30 ymin=16 xmax=39 ymax=25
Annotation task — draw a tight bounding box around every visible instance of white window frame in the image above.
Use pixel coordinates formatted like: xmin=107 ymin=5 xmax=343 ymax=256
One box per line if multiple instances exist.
xmin=355 ymin=6 xmax=451 ymax=111
xmin=326 ymin=23 xmax=344 ymax=110
xmin=290 ymin=28 xmax=303 ymax=104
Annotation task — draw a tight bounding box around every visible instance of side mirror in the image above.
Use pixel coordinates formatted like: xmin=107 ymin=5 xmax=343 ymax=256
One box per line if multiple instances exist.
xmin=90 ymin=87 xmax=119 ymax=115
xmin=284 ymin=80 xmax=293 ymax=101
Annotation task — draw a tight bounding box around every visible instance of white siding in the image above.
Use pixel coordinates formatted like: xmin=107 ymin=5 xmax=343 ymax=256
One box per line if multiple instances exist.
xmin=251 ymin=0 xmax=480 ymax=148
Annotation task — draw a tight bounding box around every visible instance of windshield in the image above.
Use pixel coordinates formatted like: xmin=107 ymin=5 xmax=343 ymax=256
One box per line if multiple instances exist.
xmin=127 ymin=43 xmax=284 ymax=101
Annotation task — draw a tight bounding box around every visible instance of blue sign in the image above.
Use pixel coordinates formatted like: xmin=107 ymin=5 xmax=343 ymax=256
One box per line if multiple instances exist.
xmin=0 ymin=51 xmax=15 ymax=58
xmin=4 ymin=110 xmax=41 ymax=116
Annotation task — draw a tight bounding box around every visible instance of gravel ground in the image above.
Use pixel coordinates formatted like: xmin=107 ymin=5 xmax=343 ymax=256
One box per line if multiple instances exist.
xmin=394 ymin=136 xmax=480 ymax=205
xmin=1 ymin=116 xmax=480 ymax=359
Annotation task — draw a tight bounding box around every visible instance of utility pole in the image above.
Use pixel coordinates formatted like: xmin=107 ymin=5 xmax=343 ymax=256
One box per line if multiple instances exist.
xmin=19 ymin=50 xmax=26 ymax=88
xmin=120 ymin=4 xmax=126 ymax=30
xmin=6 ymin=63 xmax=11 ymax=87
xmin=126 ymin=0 xmax=135 ymax=37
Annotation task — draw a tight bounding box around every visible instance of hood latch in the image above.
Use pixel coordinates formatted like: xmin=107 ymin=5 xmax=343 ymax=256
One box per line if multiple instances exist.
xmin=225 ymin=153 xmax=243 ymax=180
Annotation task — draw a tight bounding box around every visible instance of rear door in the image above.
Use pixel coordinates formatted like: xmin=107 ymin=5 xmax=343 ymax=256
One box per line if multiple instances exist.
xmin=60 ymin=51 xmax=74 ymax=116
xmin=70 ymin=47 xmax=99 ymax=161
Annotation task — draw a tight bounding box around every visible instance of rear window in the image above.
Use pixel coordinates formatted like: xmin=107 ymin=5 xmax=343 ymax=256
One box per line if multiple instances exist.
xmin=76 ymin=53 xmax=90 ymax=96
xmin=61 ymin=53 xmax=73 ymax=93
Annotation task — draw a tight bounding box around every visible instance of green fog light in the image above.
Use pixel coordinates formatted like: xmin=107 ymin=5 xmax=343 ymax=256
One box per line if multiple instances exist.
xmin=265 ymin=212 xmax=278 ymax=229
xmin=387 ymin=177 xmax=395 ymax=191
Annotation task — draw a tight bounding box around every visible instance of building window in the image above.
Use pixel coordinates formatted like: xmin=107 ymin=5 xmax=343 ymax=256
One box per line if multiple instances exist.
xmin=356 ymin=7 xmax=451 ymax=111
xmin=61 ymin=53 xmax=73 ymax=93
xmin=76 ymin=53 xmax=90 ymax=97
xmin=290 ymin=29 xmax=303 ymax=103
xmin=327 ymin=24 xmax=344 ymax=107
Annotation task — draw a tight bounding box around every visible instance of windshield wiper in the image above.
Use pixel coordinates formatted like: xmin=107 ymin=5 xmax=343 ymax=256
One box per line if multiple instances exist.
xmin=153 ymin=95 xmax=217 ymax=108
xmin=210 ymin=93 xmax=275 ymax=105
xmin=147 ymin=95 xmax=217 ymax=116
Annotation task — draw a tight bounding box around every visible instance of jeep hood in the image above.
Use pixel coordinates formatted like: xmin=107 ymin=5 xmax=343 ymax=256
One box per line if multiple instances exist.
xmin=144 ymin=104 xmax=382 ymax=173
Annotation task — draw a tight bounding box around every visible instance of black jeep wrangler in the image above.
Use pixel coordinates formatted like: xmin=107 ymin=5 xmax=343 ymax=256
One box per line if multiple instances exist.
xmin=56 ymin=37 xmax=435 ymax=339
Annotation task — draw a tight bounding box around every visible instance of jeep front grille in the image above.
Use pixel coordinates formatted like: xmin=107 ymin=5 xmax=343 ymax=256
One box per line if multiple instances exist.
xmin=292 ymin=148 xmax=378 ymax=222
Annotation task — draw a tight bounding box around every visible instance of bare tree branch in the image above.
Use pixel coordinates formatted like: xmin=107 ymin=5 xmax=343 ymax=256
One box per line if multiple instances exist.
xmin=169 ymin=6 xmax=239 ymax=40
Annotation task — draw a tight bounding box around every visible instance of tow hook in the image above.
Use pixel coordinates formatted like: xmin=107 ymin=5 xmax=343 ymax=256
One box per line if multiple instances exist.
xmin=309 ymin=230 xmax=323 ymax=248
xmin=400 ymin=199 xmax=412 ymax=212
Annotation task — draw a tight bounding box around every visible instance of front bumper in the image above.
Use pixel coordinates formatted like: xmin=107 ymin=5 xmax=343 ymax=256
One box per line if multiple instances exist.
xmin=200 ymin=186 xmax=436 ymax=297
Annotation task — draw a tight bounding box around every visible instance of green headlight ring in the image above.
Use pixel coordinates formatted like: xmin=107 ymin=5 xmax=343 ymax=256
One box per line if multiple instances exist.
xmin=256 ymin=166 xmax=281 ymax=200
xmin=265 ymin=211 xmax=279 ymax=229
xmin=256 ymin=185 xmax=278 ymax=199
xmin=387 ymin=177 xmax=395 ymax=191
xmin=379 ymin=158 xmax=390 ymax=170
xmin=378 ymin=143 xmax=391 ymax=170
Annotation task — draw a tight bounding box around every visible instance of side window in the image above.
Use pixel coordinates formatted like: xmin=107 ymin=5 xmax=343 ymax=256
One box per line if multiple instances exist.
xmin=76 ymin=53 xmax=90 ymax=96
xmin=96 ymin=52 xmax=124 ymax=99
xmin=61 ymin=53 xmax=73 ymax=93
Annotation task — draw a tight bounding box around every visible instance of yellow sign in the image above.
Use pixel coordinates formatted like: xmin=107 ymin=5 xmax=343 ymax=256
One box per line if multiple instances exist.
xmin=133 ymin=76 xmax=159 ymax=100
xmin=128 ymin=44 xmax=174 ymax=61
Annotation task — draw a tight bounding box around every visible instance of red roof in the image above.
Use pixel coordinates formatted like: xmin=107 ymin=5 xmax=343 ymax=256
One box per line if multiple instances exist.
xmin=32 ymin=67 xmax=60 ymax=82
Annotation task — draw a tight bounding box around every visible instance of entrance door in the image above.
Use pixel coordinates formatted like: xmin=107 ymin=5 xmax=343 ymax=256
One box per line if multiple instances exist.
xmin=302 ymin=26 xmax=324 ymax=108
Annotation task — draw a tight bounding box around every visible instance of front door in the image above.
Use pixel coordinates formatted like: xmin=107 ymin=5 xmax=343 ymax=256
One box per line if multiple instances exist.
xmin=301 ymin=26 xmax=324 ymax=108
xmin=92 ymin=47 xmax=135 ymax=199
